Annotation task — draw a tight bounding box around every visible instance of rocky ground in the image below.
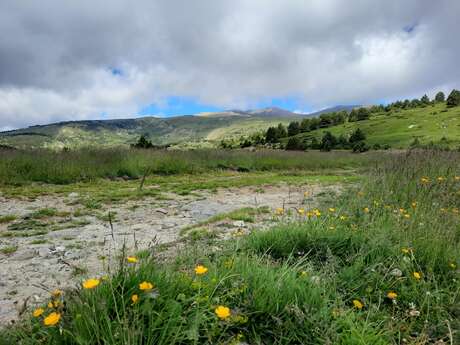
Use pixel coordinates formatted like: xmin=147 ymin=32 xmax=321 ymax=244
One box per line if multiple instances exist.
xmin=0 ymin=183 xmax=340 ymax=325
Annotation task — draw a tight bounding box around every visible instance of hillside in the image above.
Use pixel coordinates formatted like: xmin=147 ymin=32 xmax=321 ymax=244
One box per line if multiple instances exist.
xmin=0 ymin=106 xmax=356 ymax=149
xmin=0 ymin=108 xmax=303 ymax=149
xmin=284 ymin=103 xmax=460 ymax=148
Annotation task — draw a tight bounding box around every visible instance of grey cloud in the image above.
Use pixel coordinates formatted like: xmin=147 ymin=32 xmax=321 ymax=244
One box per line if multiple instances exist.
xmin=0 ymin=0 xmax=459 ymax=129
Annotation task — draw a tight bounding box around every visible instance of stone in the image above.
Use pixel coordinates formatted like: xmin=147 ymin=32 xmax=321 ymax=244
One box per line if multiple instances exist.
xmin=68 ymin=192 xmax=79 ymax=198
xmin=389 ymin=268 xmax=402 ymax=277
xmin=232 ymin=220 xmax=246 ymax=228
xmin=12 ymin=250 xmax=36 ymax=261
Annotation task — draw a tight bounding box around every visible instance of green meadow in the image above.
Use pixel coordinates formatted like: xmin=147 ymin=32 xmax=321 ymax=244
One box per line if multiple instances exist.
xmin=0 ymin=149 xmax=458 ymax=344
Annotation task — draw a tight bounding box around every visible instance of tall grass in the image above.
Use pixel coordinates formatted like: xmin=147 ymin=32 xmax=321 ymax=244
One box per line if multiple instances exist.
xmin=0 ymin=148 xmax=381 ymax=184
xmin=1 ymin=150 xmax=458 ymax=344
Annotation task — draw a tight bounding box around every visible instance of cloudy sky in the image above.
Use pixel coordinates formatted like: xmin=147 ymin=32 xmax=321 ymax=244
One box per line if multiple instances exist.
xmin=1 ymin=0 xmax=459 ymax=130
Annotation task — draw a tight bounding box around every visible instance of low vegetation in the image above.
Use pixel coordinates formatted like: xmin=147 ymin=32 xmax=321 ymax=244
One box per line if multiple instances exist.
xmin=0 ymin=149 xmax=379 ymax=185
xmin=1 ymin=150 xmax=458 ymax=344
xmin=230 ymin=91 xmax=460 ymax=150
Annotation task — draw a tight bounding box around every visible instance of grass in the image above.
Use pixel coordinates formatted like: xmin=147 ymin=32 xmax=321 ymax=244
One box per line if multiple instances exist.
xmin=0 ymin=215 xmax=17 ymax=224
xmin=289 ymin=103 xmax=460 ymax=148
xmin=0 ymin=245 xmax=18 ymax=255
xmin=0 ymin=149 xmax=379 ymax=185
xmin=1 ymin=150 xmax=458 ymax=344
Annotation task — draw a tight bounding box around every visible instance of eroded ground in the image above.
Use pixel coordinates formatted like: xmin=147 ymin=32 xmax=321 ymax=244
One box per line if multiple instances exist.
xmin=0 ymin=177 xmax=343 ymax=325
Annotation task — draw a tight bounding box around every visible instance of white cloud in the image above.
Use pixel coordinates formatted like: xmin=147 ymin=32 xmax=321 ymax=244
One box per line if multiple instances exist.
xmin=0 ymin=0 xmax=459 ymax=129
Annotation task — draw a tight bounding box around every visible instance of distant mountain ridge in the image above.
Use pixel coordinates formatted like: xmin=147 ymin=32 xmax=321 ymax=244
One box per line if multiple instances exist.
xmin=0 ymin=105 xmax=358 ymax=149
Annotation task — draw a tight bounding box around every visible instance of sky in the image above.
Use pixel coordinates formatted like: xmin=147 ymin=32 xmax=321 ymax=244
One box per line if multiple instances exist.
xmin=0 ymin=0 xmax=459 ymax=130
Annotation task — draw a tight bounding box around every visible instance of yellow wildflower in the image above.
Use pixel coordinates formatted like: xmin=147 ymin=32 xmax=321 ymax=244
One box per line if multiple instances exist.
xmin=411 ymin=202 xmax=417 ymax=208
xmin=214 ymin=305 xmax=231 ymax=320
xmin=82 ymin=278 xmax=100 ymax=289
xmin=33 ymin=308 xmax=44 ymax=317
xmin=339 ymin=215 xmax=347 ymax=221
xmin=313 ymin=209 xmax=321 ymax=217
xmin=329 ymin=208 xmax=336 ymax=213
xmin=194 ymin=265 xmax=208 ymax=275
xmin=300 ymin=271 xmax=308 ymax=277
xmin=127 ymin=256 xmax=138 ymax=263
xmin=51 ymin=289 xmax=62 ymax=297
xmin=43 ymin=312 xmax=61 ymax=326
xmin=449 ymin=262 xmax=457 ymax=269
xmin=363 ymin=207 xmax=369 ymax=213
xmin=420 ymin=177 xmax=429 ymax=184
xmin=413 ymin=272 xmax=422 ymax=280
xmin=297 ymin=208 xmax=305 ymax=215
xmin=131 ymin=294 xmax=139 ymax=304
xmin=401 ymin=247 xmax=412 ymax=254
xmin=303 ymin=191 xmax=309 ymax=197
xmin=352 ymin=299 xmax=364 ymax=310
xmin=47 ymin=302 xmax=54 ymax=308
xmin=387 ymin=291 xmax=397 ymax=300
xmin=437 ymin=176 xmax=445 ymax=182
xmin=139 ymin=281 xmax=154 ymax=291
xmin=404 ymin=214 xmax=410 ymax=219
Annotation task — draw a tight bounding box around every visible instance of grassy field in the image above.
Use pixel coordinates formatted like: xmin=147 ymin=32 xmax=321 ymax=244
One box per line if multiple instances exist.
xmin=287 ymin=103 xmax=460 ymax=148
xmin=0 ymin=148 xmax=381 ymax=185
xmin=0 ymin=150 xmax=458 ymax=344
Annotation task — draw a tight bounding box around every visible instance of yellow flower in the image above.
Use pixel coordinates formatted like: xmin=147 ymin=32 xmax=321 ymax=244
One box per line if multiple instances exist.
xmin=275 ymin=207 xmax=284 ymax=215
xmin=194 ymin=265 xmax=208 ymax=275
xmin=404 ymin=214 xmax=410 ymax=219
xmin=131 ymin=294 xmax=139 ymax=304
xmin=82 ymin=278 xmax=100 ymax=289
xmin=51 ymin=289 xmax=62 ymax=297
xmin=399 ymin=208 xmax=406 ymax=214
xmin=33 ymin=308 xmax=44 ymax=317
xmin=47 ymin=302 xmax=54 ymax=308
xmin=401 ymin=247 xmax=412 ymax=254
xmin=313 ymin=209 xmax=321 ymax=217
xmin=413 ymin=272 xmax=422 ymax=280
xmin=139 ymin=281 xmax=154 ymax=291
xmin=420 ymin=177 xmax=429 ymax=184
xmin=300 ymin=271 xmax=308 ymax=277
xmin=297 ymin=208 xmax=305 ymax=215
xmin=363 ymin=207 xmax=369 ymax=213
xmin=214 ymin=305 xmax=231 ymax=320
xmin=127 ymin=256 xmax=138 ymax=263
xmin=449 ymin=262 xmax=457 ymax=269
xmin=437 ymin=176 xmax=445 ymax=182
xmin=455 ymin=176 xmax=460 ymax=181
xmin=352 ymin=299 xmax=364 ymax=310
xmin=329 ymin=226 xmax=335 ymax=230
xmin=411 ymin=202 xmax=417 ymax=208
xmin=339 ymin=215 xmax=347 ymax=221
xmin=43 ymin=312 xmax=61 ymax=326
xmin=303 ymin=191 xmax=309 ymax=197
xmin=329 ymin=208 xmax=336 ymax=213
xmin=387 ymin=291 xmax=397 ymax=300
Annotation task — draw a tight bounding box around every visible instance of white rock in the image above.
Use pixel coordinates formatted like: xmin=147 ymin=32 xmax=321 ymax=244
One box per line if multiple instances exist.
xmin=232 ymin=220 xmax=246 ymax=228
xmin=390 ymin=268 xmax=402 ymax=277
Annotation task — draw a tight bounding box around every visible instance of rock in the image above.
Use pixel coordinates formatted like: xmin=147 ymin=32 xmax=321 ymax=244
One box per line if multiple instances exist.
xmin=232 ymin=220 xmax=246 ymax=228
xmin=12 ymin=250 xmax=36 ymax=261
xmin=68 ymin=192 xmax=79 ymax=198
xmin=156 ymin=208 xmax=168 ymax=215
xmin=390 ymin=268 xmax=402 ymax=277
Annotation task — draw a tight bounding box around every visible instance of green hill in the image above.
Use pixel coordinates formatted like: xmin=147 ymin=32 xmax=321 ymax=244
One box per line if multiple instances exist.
xmin=284 ymin=103 xmax=460 ymax=148
xmin=0 ymin=109 xmax=302 ymax=149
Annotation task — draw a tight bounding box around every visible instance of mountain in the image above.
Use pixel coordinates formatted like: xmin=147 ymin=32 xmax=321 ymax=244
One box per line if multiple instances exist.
xmin=306 ymin=105 xmax=360 ymax=117
xmin=0 ymin=107 xmax=305 ymax=149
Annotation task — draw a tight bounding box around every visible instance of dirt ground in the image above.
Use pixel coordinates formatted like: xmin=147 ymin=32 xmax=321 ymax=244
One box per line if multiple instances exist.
xmin=0 ymin=183 xmax=340 ymax=325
